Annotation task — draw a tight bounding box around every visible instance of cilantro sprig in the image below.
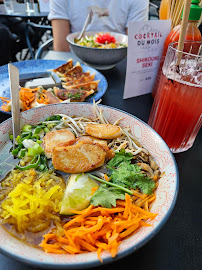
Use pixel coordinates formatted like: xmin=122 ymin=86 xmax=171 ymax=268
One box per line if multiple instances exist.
xmin=108 ymin=162 xmax=155 ymax=194
xmin=89 ymin=149 xmax=156 ymax=208
xmin=106 ymin=149 xmax=133 ymax=169
xmin=87 ymin=173 xmax=133 ymax=195
xmin=90 ymin=186 xmax=125 ymax=208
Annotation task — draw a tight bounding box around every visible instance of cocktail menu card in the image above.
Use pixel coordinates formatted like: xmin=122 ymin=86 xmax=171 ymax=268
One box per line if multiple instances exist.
xmin=124 ymin=20 xmax=171 ymax=99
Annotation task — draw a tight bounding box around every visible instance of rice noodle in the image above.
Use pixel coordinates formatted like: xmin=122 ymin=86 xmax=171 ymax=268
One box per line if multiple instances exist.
xmin=113 ymin=118 xmax=123 ymax=126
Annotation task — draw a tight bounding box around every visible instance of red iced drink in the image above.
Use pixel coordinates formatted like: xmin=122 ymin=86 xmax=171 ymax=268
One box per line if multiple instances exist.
xmin=148 ymin=42 xmax=202 ymax=153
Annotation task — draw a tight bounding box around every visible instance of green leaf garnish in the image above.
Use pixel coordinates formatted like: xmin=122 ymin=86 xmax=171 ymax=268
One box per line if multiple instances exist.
xmin=90 ymin=186 xmax=125 ymax=208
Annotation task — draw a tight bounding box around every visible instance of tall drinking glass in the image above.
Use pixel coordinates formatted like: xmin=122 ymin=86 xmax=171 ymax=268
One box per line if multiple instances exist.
xmin=148 ymin=41 xmax=202 ymax=153
xmin=25 ymin=0 xmax=35 ymax=13
xmin=4 ymin=0 xmax=14 ymax=14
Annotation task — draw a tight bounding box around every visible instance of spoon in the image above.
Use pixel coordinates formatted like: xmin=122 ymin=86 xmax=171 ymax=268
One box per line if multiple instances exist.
xmin=76 ymin=10 xmax=93 ymax=41
xmin=8 ymin=63 xmax=20 ymax=149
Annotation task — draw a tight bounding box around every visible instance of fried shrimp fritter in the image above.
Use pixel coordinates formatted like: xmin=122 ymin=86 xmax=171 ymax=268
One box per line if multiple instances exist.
xmin=85 ymin=124 xmax=122 ymax=139
xmin=52 ymin=141 xmax=106 ymax=173
xmin=42 ymin=129 xmax=75 ymax=158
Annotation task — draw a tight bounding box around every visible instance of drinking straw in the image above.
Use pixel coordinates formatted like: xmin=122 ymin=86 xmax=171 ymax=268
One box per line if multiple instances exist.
xmin=169 ymin=0 xmax=176 ymax=21
xmin=171 ymin=0 xmax=184 ymax=28
xmin=168 ymin=0 xmax=171 ymax=19
xmin=176 ymin=0 xmax=192 ymax=65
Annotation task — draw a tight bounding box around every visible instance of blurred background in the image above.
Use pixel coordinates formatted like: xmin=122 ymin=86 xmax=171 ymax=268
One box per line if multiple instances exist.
xmin=0 ymin=0 xmax=201 ymax=66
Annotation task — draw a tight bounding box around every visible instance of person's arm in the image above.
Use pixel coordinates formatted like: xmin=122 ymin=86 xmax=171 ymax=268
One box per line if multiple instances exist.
xmin=52 ymin=19 xmax=71 ymax=52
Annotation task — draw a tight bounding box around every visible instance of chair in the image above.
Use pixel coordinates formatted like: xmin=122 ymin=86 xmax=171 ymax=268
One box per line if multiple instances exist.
xmin=149 ymin=1 xmax=160 ymax=20
xmin=25 ymin=21 xmax=52 ymax=59
xmin=35 ymin=37 xmax=53 ymax=59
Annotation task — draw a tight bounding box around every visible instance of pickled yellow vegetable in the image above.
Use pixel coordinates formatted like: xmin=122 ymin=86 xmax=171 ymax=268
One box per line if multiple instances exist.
xmin=0 ymin=169 xmax=65 ymax=233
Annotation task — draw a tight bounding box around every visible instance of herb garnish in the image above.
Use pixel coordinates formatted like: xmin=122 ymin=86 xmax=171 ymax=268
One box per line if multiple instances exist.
xmin=89 ymin=149 xmax=156 ymax=208
xmin=66 ymin=91 xmax=84 ymax=100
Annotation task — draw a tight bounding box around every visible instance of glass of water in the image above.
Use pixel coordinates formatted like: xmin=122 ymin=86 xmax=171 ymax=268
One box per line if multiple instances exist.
xmin=25 ymin=0 xmax=35 ymax=13
xmin=4 ymin=0 xmax=14 ymax=14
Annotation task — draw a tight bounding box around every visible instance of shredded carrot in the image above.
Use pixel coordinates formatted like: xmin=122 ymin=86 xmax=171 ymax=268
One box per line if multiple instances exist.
xmin=0 ymin=87 xmax=49 ymax=112
xmin=91 ymin=186 xmax=99 ymax=195
xmin=19 ymin=87 xmax=38 ymax=111
xmin=97 ymin=247 xmax=103 ymax=263
xmin=0 ymin=97 xmax=10 ymax=102
xmin=148 ymin=194 xmax=156 ymax=203
xmin=37 ymin=92 xmax=49 ymax=104
xmin=0 ymin=97 xmax=10 ymax=111
xmin=132 ymin=189 xmax=146 ymax=199
xmin=139 ymin=220 xmax=152 ymax=227
xmin=104 ymin=174 xmax=110 ymax=181
xmin=40 ymin=193 xmax=157 ymax=262
xmin=144 ymin=199 xmax=149 ymax=211
xmin=153 ymin=175 xmax=158 ymax=181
